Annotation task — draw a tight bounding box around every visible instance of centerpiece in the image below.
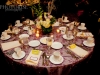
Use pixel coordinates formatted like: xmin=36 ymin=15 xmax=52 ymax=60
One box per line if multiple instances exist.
xmin=36 ymin=12 xmax=56 ymax=35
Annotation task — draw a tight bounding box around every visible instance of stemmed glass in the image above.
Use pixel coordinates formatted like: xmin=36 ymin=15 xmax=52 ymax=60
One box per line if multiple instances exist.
xmin=46 ymin=37 xmax=53 ymax=55
xmin=19 ymin=37 xmax=29 ymax=49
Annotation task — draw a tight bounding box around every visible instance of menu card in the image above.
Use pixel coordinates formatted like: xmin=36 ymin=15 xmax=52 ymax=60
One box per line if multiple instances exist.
xmin=25 ymin=50 xmax=42 ymax=65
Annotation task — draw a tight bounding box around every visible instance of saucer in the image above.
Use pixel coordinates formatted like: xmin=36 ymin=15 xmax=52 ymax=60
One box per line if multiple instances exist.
xmin=40 ymin=37 xmax=54 ymax=44
xmin=15 ymin=23 xmax=23 ymax=27
xmin=19 ymin=34 xmax=29 ymax=39
xmin=63 ymin=20 xmax=69 ymax=22
xmin=49 ymin=55 xmax=64 ymax=64
xmin=1 ymin=35 xmax=11 ymax=40
xmin=78 ymin=26 xmax=86 ymax=30
xmin=83 ymin=40 xmax=95 ymax=47
xmin=12 ymin=51 xmax=25 ymax=59
xmin=28 ymin=40 xmax=40 ymax=47
xmin=63 ymin=34 xmax=74 ymax=40
xmin=51 ymin=42 xmax=63 ymax=49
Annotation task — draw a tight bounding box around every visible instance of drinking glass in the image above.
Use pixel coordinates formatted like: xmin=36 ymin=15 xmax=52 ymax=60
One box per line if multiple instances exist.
xmin=46 ymin=37 xmax=53 ymax=54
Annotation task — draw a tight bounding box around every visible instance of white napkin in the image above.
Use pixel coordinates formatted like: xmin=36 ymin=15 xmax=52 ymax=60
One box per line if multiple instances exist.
xmin=67 ymin=44 xmax=88 ymax=57
xmin=1 ymin=41 xmax=21 ymax=51
xmin=77 ymin=32 xmax=93 ymax=37
xmin=25 ymin=50 xmax=42 ymax=65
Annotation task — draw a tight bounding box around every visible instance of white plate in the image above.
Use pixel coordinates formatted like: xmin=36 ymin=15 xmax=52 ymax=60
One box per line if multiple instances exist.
xmin=23 ymin=26 xmax=29 ymax=30
xmin=78 ymin=26 xmax=86 ymax=30
xmin=28 ymin=40 xmax=40 ymax=47
xmin=51 ymin=42 xmax=63 ymax=49
xmin=15 ymin=23 xmax=23 ymax=27
xmin=83 ymin=40 xmax=95 ymax=47
xmin=63 ymin=20 xmax=69 ymax=22
xmin=12 ymin=51 xmax=25 ymax=59
xmin=63 ymin=34 xmax=74 ymax=40
xmin=40 ymin=37 xmax=54 ymax=44
xmin=19 ymin=34 xmax=29 ymax=39
xmin=1 ymin=35 xmax=11 ymax=40
xmin=49 ymin=55 xmax=64 ymax=64
xmin=59 ymin=27 xmax=66 ymax=30
xmin=40 ymin=37 xmax=48 ymax=44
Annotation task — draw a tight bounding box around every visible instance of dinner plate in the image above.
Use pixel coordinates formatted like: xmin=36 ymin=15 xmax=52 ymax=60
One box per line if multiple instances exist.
xmin=12 ymin=51 xmax=25 ymax=59
xmin=28 ymin=40 xmax=40 ymax=47
xmin=51 ymin=42 xmax=63 ymax=49
xmin=78 ymin=26 xmax=86 ymax=30
xmin=63 ymin=34 xmax=74 ymax=40
xmin=0 ymin=35 xmax=11 ymax=40
xmin=40 ymin=37 xmax=54 ymax=44
xmin=83 ymin=40 xmax=95 ymax=47
xmin=23 ymin=26 xmax=29 ymax=30
xmin=15 ymin=23 xmax=23 ymax=27
xmin=49 ymin=55 xmax=64 ymax=64
xmin=19 ymin=34 xmax=29 ymax=39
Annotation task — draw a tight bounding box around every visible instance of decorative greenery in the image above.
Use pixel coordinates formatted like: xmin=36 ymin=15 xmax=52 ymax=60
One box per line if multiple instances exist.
xmin=30 ymin=3 xmax=44 ymax=17
xmin=41 ymin=25 xmax=52 ymax=35
xmin=50 ymin=17 xmax=56 ymax=24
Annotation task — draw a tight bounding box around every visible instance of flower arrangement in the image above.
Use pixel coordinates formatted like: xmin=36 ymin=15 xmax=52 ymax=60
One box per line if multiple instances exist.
xmin=36 ymin=12 xmax=56 ymax=34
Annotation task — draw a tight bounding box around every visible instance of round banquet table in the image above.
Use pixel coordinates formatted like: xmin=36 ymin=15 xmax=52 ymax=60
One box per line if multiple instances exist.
xmin=0 ymin=23 xmax=94 ymax=75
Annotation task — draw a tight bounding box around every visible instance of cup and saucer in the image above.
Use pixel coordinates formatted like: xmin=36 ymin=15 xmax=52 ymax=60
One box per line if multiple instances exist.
xmin=12 ymin=47 xmax=25 ymax=59
xmin=63 ymin=31 xmax=74 ymax=40
xmin=15 ymin=20 xmax=23 ymax=27
xmin=78 ymin=23 xmax=86 ymax=30
xmin=49 ymin=51 xmax=64 ymax=64
xmin=83 ymin=37 xmax=95 ymax=47
xmin=0 ymin=32 xmax=11 ymax=40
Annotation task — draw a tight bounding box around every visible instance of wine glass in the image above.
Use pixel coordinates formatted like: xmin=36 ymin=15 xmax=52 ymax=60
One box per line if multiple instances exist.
xmin=46 ymin=37 xmax=53 ymax=55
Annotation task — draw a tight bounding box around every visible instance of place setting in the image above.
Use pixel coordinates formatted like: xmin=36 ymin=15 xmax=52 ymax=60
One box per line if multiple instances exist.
xmin=83 ymin=37 xmax=95 ymax=47
xmin=49 ymin=51 xmax=64 ymax=64
xmin=15 ymin=20 xmax=23 ymax=27
xmin=78 ymin=23 xmax=87 ymax=30
xmin=0 ymin=31 xmax=11 ymax=40
xmin=63 ymin=31 xmax=74 ymax=40
xmin=12 ymin=47 xmax=26 ymax=59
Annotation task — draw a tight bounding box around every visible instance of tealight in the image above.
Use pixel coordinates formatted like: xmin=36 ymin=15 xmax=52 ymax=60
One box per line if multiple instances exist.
xmin=57 ymin=29 xmax=60 ymax=33
xmin=36 ymin=33 xmax=39 ymax=37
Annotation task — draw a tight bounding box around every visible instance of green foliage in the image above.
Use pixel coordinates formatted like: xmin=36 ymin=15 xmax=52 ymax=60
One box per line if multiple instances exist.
xmin=50 ymin=17 xmax=56 ymax=24
xmin=30 ymin=3 xmax=43 ymax=17
xmin=41 ymin=25 xmax=52 ymax=35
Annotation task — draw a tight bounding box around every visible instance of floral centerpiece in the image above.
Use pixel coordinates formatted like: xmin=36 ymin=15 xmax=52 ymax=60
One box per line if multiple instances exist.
xmin=36 ymin=12 xmax=56 ymax=35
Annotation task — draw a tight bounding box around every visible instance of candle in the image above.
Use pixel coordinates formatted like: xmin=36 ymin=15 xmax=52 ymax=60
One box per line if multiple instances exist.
xmin=37 ymin=30 xmax=39 ymax=34
xmin=36 ymin=33 xmax=39 ymax=37
xmin=57 ymin=29 xmax=60 ymax=33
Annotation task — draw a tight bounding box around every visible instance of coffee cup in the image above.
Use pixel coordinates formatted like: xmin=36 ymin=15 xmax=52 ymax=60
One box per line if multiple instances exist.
xmin=2 ymin=32 xmax=8 ymax=37
xmin=81 ymin=23 xmax=85 ymax=28
xmin=14 ymin=47 xmax=22 ymax=57
xmin=15 ymin=20 xmax=20 ymax=24
xmin=87 ymin=37 xmax=94 ymax=44
xmin=53 ymin=51 xmax=61 ymax=61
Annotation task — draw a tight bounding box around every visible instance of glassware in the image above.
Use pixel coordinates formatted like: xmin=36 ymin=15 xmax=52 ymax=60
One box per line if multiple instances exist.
xmin=46 ymin=37 xmax=53 ymax=54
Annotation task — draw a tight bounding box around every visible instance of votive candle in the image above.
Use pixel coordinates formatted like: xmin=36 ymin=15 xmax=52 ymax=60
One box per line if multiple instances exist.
xmin=36 ymin=33 xmax=39 ymax=37
xmin=57 ymin=29 xmax=60 ymax=33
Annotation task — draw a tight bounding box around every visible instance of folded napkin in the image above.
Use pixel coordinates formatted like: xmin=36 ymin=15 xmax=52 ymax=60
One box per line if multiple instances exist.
xmin=77 ymin=32 xmax=93 ymax=37
xmin=1 ymin=41 xmax=21 ymax=51
xmin=25 ymin=50 xmax=42 ymax=65
xmin=67 ymin=44 xmax=88 ymax=57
